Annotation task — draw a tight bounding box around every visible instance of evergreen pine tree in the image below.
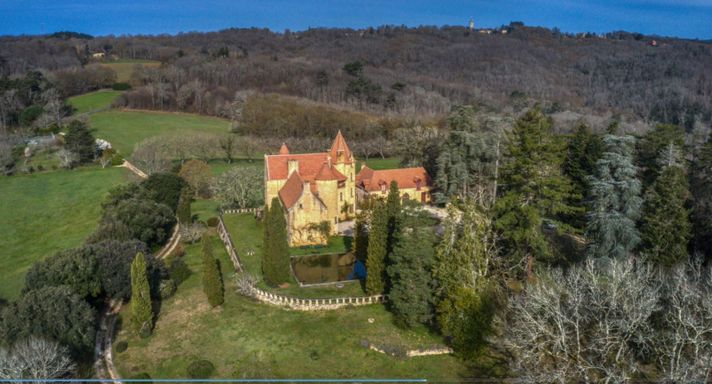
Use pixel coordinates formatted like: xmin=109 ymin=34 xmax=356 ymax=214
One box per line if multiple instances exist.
xmin=201 ymin=234 xmax=225 ymax=306
xmin=434 ymin=105 xmax=502 ymax=204
xmin=176 ymin=188 xmax=192 ymax=224
xmin=494 ymin=107 xmax=576 ymax=275
xmin=563 ymin=123 xmax=603 ymax=230
xmin=640 ymin=161 xmax=691 ymax=266
xmin=387 ymin=208 xmax=437 ymax=327
xmin=262 ymin=197 xmax=291 ymax=286
xmin=691 ymin=138 xmax=712 ymax=260
xmin=130 ymin=252 xmax=153 ymax=336
xmin=365 ymin=201 xmax=387 ymax=294
xmin=637 ymin=124 xmax=685 ymax=187
xmin=586 ymin=135 xmax=642 ymax=259
xmin=64 ymin=120 xmax=96 ymax=163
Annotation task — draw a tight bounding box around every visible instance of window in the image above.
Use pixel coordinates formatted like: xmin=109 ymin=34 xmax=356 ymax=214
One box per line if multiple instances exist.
xmin=299 ymin=203 xmax=303 ymax=209
xmin=416 ymin=180 xmax=422 ymax=191
xmin=350 ymin=188 xmax=353 ymax=197
xmin=340 ymin=192 xmax=343 ymax=202
xmin=334 ymin=217 xmax=338 ymax=224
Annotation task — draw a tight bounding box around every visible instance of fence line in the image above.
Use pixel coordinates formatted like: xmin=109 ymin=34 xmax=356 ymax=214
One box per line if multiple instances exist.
xmin=217 ymin=213 xmax=385 ymax=311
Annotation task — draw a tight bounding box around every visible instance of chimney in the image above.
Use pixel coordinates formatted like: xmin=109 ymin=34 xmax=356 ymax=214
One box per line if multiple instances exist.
xmin=288 ymin=159 xmax=299 ymax=176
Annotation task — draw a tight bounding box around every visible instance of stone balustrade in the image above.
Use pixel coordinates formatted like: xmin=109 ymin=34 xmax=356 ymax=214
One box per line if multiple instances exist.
xmin=217 ymin=213 xmax=385 ymax=311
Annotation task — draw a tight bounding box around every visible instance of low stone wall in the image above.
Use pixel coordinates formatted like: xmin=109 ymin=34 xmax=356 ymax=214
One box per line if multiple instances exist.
xmin=220 ymin=207 xmax=263 ymax=215
xmin=217 ymin=213 xmax=385 ymax=311
xmin=363 ymin=340 xmax=454 ymax=358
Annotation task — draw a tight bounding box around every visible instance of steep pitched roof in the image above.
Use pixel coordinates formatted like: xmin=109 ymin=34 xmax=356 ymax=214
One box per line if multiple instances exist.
xmin=279 ymin=143 xmax=290 ymax=155
xmin=266 ymin=153 xmax=330 ymax=181
xmin=329 ymin=130 xmax=353 ymax=164
xmin=356 ymin=166 xmax=432 ymax=192
xmin=278 ymin=171 xmax=304 ymax=209
xmin=315 ymin=162 xmax=347 ymax=181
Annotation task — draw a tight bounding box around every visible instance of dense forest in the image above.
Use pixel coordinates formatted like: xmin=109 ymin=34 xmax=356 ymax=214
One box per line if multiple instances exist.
xmin=1 ymin=23 xmax=711 ymax=133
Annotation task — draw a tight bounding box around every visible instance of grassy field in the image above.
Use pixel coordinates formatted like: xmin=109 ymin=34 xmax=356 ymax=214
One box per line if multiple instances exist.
xmin=113 ymin=235 xmax=469 ymax=380
xmin=89 ymin=110 xmax=231 ymax=155
xmin=100 ymin=59 xmax=161 ymax=83
xmin=68 ymin=89 xmax=122 ymax=114
xmin=0 ymin=166 xmax=128 ymax=300
xmin=222 ymin=213 xmax=364 ymax=298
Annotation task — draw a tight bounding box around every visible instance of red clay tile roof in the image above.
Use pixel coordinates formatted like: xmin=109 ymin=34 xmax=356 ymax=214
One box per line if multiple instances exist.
xmin=315 ymin=162 xmax=347 ymax=181
xmin=279 ymin=143 xmax=290 ymax=155
xmin=278 ymin=171 xmax=304 ymax=209
xmin=356 ymin=166 xmax=432 ymax=192
xmin=266 ymin=153 xmax=330 ymax=181
xmin=329 ymin=130 xmax=353 ymax=164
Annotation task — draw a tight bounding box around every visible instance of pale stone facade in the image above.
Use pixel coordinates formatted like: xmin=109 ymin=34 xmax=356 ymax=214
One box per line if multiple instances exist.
xmin=264 ymin=131 xmax=356 ymax=246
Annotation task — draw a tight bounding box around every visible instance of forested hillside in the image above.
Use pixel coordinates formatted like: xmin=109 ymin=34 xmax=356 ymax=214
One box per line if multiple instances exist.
xmin=2 ymin=23 xmax=711 ymax=131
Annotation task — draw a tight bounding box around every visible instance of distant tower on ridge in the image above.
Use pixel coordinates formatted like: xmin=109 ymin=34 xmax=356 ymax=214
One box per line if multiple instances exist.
xmin=469 ymin=18 xmax=475 ymax=31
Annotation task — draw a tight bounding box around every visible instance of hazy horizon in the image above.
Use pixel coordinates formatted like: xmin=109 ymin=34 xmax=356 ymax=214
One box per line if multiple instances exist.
xmin=1 ymin=0 xmax=711 ymax=40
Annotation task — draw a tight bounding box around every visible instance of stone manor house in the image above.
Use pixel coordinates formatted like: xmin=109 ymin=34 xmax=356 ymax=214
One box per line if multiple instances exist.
xmin=264 ymin=131 xmax=432 ymax=246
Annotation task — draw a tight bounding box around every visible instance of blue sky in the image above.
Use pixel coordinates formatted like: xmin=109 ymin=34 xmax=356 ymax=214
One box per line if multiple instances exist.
xmin=1 ymin=0 xmax=711 ymax=39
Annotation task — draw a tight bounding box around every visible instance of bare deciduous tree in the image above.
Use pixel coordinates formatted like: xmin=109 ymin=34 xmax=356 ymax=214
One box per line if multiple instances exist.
xmin=656 ymin=260 xmax=712 ymax=382
xmin=56 ymin=149 xmax=79 ymax=169
xmin=500 ymin=257 xmax=659 ymax=383
xmin=0 ymin=337 xmax=76 ymax=383
xmin=130 ymin=138 xmax=171 ymax=175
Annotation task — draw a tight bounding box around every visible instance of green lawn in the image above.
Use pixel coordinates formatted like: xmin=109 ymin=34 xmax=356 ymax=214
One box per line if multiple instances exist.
xmin=361 ymin=157 xmax=402 ymax=170
xmin=68 ymin=89 xmax=122 ymax=114
xmin=113 ymin=235 xmax=470 ymax=380
xmin=100 ymin=59 xmax=161 ymax=83
xmin=221 ymin=213 xmax=364 ymax=298
xmin=89 ymin=110 xmax=231 ymax=155
xmin=0 ymin=166 xmax=128 ymax=300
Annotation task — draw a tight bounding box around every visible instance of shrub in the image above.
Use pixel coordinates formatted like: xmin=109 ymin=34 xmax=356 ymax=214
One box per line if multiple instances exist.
xmin=115 ymin=341 xmax=128 ymax=353
xmin=169 ymin=256 xmax=191 ymax=285
xmin=187 ymin=359 xmax=215 ymax=378
xmin=105 ymin=198 xmax=176 ymax=248
xmin=19 ymin=105 xmax=43 ymax=126
xmin=206 ymin=217 xmax=219 ymax=227
xmin=141 ymin=173 xmax=188 ymax=212
xmin=159 ymin=279 xmax=177 ymax=299
xmin=112 ymin=82 xmax=132 ymax=91
xmin=0 ymin=286 xmax=96 ymax=353
xmin=110 ymin=152 xmax=124 ymax=166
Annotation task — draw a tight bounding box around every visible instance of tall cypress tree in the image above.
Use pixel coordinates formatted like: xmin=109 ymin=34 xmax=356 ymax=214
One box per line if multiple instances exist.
xmin=176 ymin=188 xmax=192 ymax=225
xmin=385 ymin=180 xmax=401 ymax=254
xmin=640 ymin=160 xmax=691 ymax=267
xmin=586 ymin=135 xmax=642 ymax=259
xmin=387 ymin=208 xmax=437 ymax=327
xmin=366 ymin=201 xmax=387 ymax=294
xmin=130 ymin=252 xmax=153 ymax=336
xmin=201 ymin=234 xmax=224 ymax=306
xmin=262 ymin=197 xmax=291 ymax=286
xmin=494 ymin=107 xmax=575 ymax=275
xmin=353 ymin=211 xmax=369 ymax=262
xmin=691 ymin=138 xmax=712 ymax=260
